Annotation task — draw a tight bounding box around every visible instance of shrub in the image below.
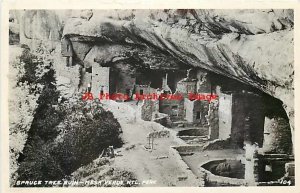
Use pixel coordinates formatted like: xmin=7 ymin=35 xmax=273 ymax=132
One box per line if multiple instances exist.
xmin=53 ymin=105 xmax=123 ymax=175
xmin=18 ymin=47 xmax=38 ymax=85
xmin=28 ymin=67 xmax=64 ymax=141
xmin=16 ymin=62 xmax=66 ymax=184
xmin=17 ymin=135 xmax=64 ymax=183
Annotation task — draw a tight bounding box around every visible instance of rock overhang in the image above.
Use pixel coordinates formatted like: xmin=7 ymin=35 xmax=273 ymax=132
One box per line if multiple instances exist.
xmin=14 ymin=9 xmax=294 ymax=130
xmin=62 ymin=10 xmax=293 ymax=99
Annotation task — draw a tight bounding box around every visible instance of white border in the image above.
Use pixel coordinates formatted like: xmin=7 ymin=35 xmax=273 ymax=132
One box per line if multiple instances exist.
xmin=1 ymin=1 xmax=299 ymax=193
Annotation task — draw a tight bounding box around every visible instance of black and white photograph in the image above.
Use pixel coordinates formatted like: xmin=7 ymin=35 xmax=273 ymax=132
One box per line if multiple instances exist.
xmin=5 ymin=8 xmax=295 ymax=188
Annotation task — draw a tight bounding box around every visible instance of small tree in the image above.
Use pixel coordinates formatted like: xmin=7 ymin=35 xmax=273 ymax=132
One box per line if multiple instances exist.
xmin=53 ymin=101 xmax=123 ymax=175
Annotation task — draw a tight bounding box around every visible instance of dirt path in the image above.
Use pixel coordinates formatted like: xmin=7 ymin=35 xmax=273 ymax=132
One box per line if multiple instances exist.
xmin=101 ymin=100 xmax=200 ymax=187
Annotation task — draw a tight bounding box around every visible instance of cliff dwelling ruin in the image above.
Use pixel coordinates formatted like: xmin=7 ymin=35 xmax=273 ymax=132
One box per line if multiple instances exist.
xmin=61 ymin=30 xmax=294 ymax=186
xmin=8 ymin=9 xmax=294 ymax=187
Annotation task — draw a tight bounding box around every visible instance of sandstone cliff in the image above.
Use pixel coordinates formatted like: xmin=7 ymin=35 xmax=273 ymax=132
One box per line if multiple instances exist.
xmin=12 ymin=9 xmax=294 ymax=140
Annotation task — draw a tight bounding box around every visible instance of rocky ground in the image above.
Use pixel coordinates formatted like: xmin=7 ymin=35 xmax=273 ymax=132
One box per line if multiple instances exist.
xmin=71 ymin=100 xmax=200 ymax=186
xmin=34 ymin=95 xmax=234 ymax=187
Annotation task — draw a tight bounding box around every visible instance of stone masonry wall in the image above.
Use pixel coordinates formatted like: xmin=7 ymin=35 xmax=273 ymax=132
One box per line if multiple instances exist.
xmin=262 ymin=117 xmax=293 ymax=154
xmin=218 ymin=92 xmax=232 ymax=140
xmin=207 ymin=99 xmax=219 ymax=140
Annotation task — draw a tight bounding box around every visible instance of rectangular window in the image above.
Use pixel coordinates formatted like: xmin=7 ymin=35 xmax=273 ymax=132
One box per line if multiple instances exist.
xmin=86 ymin=67 xmax=92 ymax=73
xmin=196 ymin=111 xmax=201 ymax=119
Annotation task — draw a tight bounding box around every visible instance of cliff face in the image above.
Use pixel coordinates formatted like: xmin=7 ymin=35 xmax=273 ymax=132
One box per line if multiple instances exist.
xmin=14 ymin=9 xmax=294 ymax=134
xmin=75 ymin=10 xmax=292 ymax=134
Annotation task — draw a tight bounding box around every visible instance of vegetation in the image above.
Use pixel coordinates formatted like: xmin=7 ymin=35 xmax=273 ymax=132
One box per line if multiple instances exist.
xmin=15 ymin=48 xmax=123 ymax=186
xmin=9 ymin=46 xmax=42 ymax=184
xmin=53 ymin=99 xmax=123 ymax=175
xmin=17 ymin=45 xmax=39 ymax=86
xmin=17 ymin=51 xmax=67 ymax=183
xmin=68 ymin=157 xmax=138 ymax=187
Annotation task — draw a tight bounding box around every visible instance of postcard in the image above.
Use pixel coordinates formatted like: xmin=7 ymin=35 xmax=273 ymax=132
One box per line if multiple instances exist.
xmin=1 ymin=1 xmax=299 ymax=193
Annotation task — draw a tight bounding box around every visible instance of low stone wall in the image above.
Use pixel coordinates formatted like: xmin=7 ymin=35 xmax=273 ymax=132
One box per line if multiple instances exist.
xmin=153 ymin=113 xmax=172 ymax=127
xmin=199 ymin=159 xmax=247 ymax=186
xmin=169 ymin=146 xmax=205 ymax=186
xmin=171 ymin=121 xmax=197 ymax=128
xmin=179 ymin=136 xmax=208 ymax=141
xmin=177 ymin=128 xmax=208 ymax=136
xmin=173 ymin=145 xmax=203 ymax=153
xmin=202 ymin=138 xmax=236 ymax=150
